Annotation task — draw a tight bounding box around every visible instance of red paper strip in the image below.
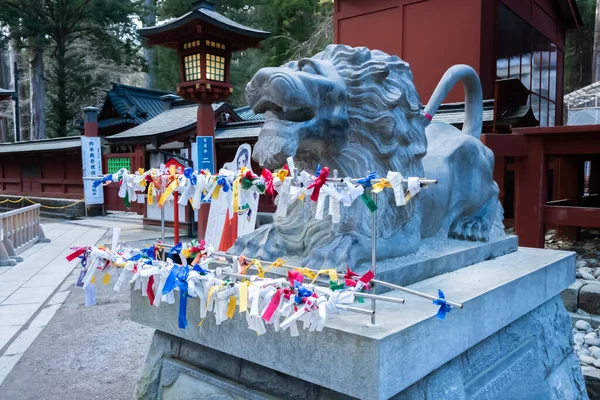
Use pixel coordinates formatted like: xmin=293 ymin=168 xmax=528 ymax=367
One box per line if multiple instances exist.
xmin=307 ymin=167 xmax=330 ymax=202
xmin=287 ymin=270 xmax=304 ymax=286
xmin=66 ymin=248 xmax=86 ymax=262
xmin=147 ymin=276 xmax=155 ymax=305
xmin=261 ymin=169 xmax=274 ymax=196
xmin=262 ymin=289 xmax=282 ymax=322
xmin=360 ymin=270 xmax=375 ymax=284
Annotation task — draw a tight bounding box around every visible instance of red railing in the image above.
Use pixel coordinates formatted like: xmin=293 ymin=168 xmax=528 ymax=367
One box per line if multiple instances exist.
xmin=482 ymin=125 xmax=600 ymax=247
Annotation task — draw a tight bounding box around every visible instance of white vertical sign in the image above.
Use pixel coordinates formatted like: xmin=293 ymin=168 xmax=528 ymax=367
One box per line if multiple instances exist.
xmin=205 ymin=144 xmax=258 ymax=249
xmin=81 ymin=137 xmax=104 ymax=205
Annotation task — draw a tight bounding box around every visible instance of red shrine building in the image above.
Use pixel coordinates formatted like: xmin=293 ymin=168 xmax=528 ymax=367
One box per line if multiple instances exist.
xmin=334 ymin=0 xmax=595 ymax=247
xmin=334 ymin=0 xmax=581 ymax=127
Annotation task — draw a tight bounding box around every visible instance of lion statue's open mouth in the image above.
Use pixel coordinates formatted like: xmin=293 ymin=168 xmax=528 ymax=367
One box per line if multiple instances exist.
xmin=232 ymin=45 xmax=502 ymax=270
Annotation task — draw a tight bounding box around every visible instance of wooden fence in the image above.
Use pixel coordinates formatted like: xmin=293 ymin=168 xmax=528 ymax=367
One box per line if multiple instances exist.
xmin=0 ymin=204 xmax=50 ymax=266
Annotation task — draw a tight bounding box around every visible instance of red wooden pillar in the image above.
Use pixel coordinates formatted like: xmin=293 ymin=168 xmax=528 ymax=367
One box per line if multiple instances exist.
xmin=515 ymin=136 xmax=546 ymax=248
xmin=493 ymin=156 xmax=505 ymax=209
xmin=555 ymin=157 xmax=580 ymax=240
xmin=197 ymin=103 xmax=216 ymax=240
xmin=134 ymin=144 xmax=146 ymax=215
xmin=82 ymin=107 xmax=99 ymax=138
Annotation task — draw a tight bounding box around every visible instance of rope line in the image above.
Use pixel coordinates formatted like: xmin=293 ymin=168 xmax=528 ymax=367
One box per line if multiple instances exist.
xmin=0 ymin=197 xmax=85 ymax=209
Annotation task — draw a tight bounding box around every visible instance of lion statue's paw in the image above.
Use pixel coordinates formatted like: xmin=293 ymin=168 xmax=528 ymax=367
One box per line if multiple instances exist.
xmin=302 ymin=232 xmax=370 ymax=271
xmin=448 ymin=216 xmax=490 ymax=242
xmin=229 ymin=224 xmax=286 ymax=260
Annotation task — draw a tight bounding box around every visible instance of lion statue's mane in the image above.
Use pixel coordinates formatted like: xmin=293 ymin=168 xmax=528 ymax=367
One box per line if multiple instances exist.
xmin=234 ymin=44 xmax=500 ymax=268
xmin=243 ymin=45 xmax=429 ymax=259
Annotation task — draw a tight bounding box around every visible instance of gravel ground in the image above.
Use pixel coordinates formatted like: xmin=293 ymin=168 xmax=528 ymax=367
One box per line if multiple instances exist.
xmin=0 ymin=269 xmax=154 ymax=400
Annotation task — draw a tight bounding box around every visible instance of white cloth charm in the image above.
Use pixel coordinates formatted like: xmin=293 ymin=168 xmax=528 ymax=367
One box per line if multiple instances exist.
xmin=387 ymin=171 xmax=406 ymax=206
xmin=407 ymin=177 xmax=421 ymax=196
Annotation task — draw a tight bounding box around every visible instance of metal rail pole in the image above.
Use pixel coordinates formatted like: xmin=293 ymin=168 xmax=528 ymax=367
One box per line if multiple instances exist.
xmin=161 ymin=206 xmax=165 ymax=244
xmin=173 ymin=192 xmax=180 ymax=244
xmin=370 ymin=190 xmax=377 ymax=325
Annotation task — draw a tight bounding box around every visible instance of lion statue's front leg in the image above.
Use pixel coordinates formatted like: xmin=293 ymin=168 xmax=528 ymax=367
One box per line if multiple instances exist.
xmin=302 ymin=209 xmax=423 ymax=271
xmin=228 ymin=223 xmax=286 ymax=261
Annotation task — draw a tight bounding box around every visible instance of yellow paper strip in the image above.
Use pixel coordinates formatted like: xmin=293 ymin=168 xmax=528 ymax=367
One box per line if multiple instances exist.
xmin=309 ymin=269 xmax=339 ymax=285
xmin=90 ymin=275 xmax=95 ymax=284
xmin=102 ymin=273 xmax=111 ymax=285
xmin=239 ymin=282 xmax=248 ymax=313
xmin=206 ymin=286 xmax=217 ymax=309
xmin=232 ymin=178 xmax=240 ymax=213
xmin=212 ymin=185 xmax=221 ymax=200
xmin=372 ymin=178 xmax=392 ymax=193
xmin=253 ymin=260 xmax=264 ymax=278
xmin=158 ymin=180 xmax=178 ymax=206
xmin=227 ymin=296 xmax=236 ymax=319
xmin=147 ymin=183 xmax=154 ymax=205
xmin=296 ymin=267 xmax=316 ymax=280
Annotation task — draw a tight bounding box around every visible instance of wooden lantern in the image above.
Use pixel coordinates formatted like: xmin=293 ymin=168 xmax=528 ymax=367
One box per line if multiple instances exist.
xmin=138 ymin=0 xmax=270 ymax=104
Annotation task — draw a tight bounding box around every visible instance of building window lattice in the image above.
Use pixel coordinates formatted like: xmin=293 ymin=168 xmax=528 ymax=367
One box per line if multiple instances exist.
xmin=496 ymin=4 xmax=558 ymax=127
xmin=184 ymin=53 xmax=202 ymax=81
xmin=206 ymin=54 xmax=225 ymax=82
xmin=183 ymin=40 xmax=201 ymax=50
xmin=107 ymin=158 xmax=131 ymax=174
xmin=205 ymin=40 xmax=226 ymax=50
xmin=21 ymin=163 xmax=40 ymax=178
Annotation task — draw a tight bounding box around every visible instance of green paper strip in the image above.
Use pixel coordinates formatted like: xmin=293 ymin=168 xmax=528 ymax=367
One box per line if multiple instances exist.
xmin=360 ymin=192 xmax=377 ymax=213
xmin=329 ymin=281 xmax=345 ymax=291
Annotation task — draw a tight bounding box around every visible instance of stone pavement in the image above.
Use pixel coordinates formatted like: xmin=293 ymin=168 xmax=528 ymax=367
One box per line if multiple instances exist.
xmin=0 ymin=222 xmax=107 ymax=386
xmin=0 ymin=213 xmax=172 ymax=396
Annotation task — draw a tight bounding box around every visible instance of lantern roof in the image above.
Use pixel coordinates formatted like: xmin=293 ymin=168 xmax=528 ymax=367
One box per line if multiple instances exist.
xmin=138 ymin=0 xmax=269 ymax=50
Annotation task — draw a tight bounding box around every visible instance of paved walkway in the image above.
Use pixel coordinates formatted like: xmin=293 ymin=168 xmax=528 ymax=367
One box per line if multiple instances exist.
xmin=0 ymin=222 xmax=107 ymax=385
xmin=0 ymin=213 xmax=174 ymax=394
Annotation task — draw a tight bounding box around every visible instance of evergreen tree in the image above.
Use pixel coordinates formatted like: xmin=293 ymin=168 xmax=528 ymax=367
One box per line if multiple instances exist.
xmin=0 ymin=0 xmax=143 ymax=137
xmin=565 ymin=0 xmax=596 ymax=93
xmin=153 ymin=0 xmax=333 ymax=107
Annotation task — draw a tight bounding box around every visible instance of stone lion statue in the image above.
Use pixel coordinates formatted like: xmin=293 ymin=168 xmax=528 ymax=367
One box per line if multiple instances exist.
xmin=231 ymin=44 xmax=502 ymax=269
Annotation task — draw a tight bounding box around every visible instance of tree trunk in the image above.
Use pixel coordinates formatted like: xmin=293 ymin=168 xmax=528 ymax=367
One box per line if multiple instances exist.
xmin=29 ymin=36 xmax=45 ymax=140
xmin=143 ymin=0 xmax=157 ymax=89
xmin=8 ymin=40 xmax=29 ymax=141
xmin=0 ymin=51 xmax=10 ymax=143
xmin=593 ymin=0 xmax=600 ymax=82
xmin=55 ymin=38 xmax=68 ymax=137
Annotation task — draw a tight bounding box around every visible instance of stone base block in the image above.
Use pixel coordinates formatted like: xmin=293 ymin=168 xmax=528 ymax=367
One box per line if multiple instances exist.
xmin=562 ymin=280 xmax=585 ymax=312
xmin=580 ymin=283 xmax=600 ymax=315
xmin=132 ymin=247 xmax=586 ymax=399
xmin=277 ymin=234 xmax=518 ymax=293
xmin=136 ymin=296 xmax=586 ymax=400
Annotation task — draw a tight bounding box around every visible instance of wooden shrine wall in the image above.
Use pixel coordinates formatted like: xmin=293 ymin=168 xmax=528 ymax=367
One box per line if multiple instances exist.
xmin=0 ymin=149 xmax=84 ymax=199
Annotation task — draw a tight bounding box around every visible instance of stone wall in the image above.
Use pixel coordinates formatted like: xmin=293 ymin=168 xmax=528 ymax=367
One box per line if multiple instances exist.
xmin=135 ymin=296 xmax=585 ymax=400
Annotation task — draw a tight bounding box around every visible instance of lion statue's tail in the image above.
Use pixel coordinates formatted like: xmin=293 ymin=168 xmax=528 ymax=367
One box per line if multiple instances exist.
xmin=423 ymin=65 xmax=483 ymax=139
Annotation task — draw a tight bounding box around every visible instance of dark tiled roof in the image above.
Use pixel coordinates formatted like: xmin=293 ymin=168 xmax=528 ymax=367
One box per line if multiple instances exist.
xmin=99 ymin=83 xmax=173 ymax=129
xmin=215 ymin=122 xmax=261 ymax=140
xmin=106 ymin=103 xmax=226 ymax=143
xmin=0 ymin=88 xmax=14 ymax=99
xmin=98 ymin=117 xmax=133 ymax=129
xmin=138 ymin=5 xmax=269 ymax=40
xmin=0 ymin=136 xmax=82 ymax=154
xmin=234 ymin=106 xmax=265 ymax=121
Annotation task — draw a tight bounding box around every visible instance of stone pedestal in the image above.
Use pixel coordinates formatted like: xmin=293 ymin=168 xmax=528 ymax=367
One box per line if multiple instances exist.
xmin=132 ymin=248 xmax=587 ymax=400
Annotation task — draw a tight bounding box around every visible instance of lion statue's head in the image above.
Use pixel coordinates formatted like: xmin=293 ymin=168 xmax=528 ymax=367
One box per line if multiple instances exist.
xmin=245 ymin=45 xmax=428 ymax=240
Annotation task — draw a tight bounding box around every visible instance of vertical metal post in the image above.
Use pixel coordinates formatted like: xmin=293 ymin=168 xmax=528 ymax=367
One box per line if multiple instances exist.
xmin=370 ymin=191 xmax=377 ymax=325
xmin=161 ymin=205 xmax=165 ymax=243
xmin=173 ymin=191 xmax=180 ymax=244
